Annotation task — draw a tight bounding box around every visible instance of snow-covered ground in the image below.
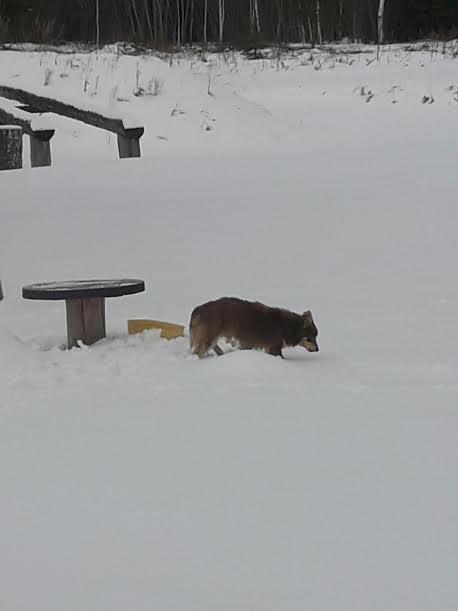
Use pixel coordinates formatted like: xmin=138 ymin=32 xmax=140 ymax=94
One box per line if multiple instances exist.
xmin=1 ymin=45 xmax=458 ymax=611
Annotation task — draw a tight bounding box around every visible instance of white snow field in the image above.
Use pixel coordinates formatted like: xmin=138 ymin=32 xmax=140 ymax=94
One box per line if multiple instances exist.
xmin=1 ymin=44 xmax=458 ymax=611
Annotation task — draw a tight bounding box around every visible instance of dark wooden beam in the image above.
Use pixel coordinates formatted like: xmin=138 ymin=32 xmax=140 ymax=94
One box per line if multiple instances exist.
xmin=0 ymin=85 xmax=144 ymax=139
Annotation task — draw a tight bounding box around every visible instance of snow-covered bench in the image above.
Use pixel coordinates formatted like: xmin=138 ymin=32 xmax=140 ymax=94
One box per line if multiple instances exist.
xmin=0 ymin=98 xmax=55 ymax=168
xmin=0 ymin=85 xmax=144 ymax=159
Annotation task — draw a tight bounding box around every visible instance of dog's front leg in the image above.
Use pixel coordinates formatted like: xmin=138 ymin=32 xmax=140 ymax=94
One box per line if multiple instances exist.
xmin=268 ymin=345 xmax=284 ymax=358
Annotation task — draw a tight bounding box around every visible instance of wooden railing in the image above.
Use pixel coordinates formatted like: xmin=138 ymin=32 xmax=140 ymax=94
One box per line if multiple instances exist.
xmin=0 ymin=85 xmax=145 ymax=170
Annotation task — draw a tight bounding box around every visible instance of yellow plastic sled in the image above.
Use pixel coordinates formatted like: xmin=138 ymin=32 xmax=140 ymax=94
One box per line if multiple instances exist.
xmin=127 ymin=319 xmax=185 ymax=340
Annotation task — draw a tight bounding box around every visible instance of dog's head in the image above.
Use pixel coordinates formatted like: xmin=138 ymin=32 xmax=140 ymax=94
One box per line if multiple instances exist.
xmin=300 ymin=310 xmax=319 ymax=352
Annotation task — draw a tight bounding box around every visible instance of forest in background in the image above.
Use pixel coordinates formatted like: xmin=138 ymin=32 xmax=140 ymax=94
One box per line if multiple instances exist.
xmin=0 ymin=0 xmax=457 ymax=48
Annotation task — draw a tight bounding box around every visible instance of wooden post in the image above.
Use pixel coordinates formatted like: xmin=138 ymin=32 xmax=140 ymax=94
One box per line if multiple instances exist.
xmin=66 ymin=297 xmax=106 ymax=348
xmin=30 ymin=130 xmax=54 ymax=167
xmin=0 ymin=126 xmax=23 ymax=171
xmin=117 ymin=134 xmax=141 ymax=159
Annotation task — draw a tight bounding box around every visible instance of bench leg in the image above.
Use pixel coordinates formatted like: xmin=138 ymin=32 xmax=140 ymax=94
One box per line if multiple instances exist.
xmin=66 ymin=298 xmax=106 ymax=348
xmin=30 ymin=135 xmax=52 ymax=167
xmin=117 ymin=134 xmax=141 ymax=159
xmin=0 ymin=126 xmax=23 ymax=171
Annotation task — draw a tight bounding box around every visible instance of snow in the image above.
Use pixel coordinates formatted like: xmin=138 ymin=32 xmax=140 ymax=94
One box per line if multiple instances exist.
xmin=1 ymin=44 xmax=458 ymax=611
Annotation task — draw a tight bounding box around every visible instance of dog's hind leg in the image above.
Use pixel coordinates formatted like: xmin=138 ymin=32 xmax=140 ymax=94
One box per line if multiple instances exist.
xmin=189 ymin=314 xmax=209 ymax=357
xmin=189 ymin=311 xmax=223 ymax=357
xmin=191 ymin=336 xmax=221 ymax=359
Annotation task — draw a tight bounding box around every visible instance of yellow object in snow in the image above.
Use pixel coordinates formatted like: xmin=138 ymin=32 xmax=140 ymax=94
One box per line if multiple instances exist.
xmin=128 ymin=319 xmax=185 ymax=340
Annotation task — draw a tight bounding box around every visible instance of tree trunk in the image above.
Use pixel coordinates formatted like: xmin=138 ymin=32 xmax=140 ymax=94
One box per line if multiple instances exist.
xmin=301 ymin=23 xmax=306 ymax=44
xmin=189 ymin=0 xmax=194 ymax=44
xmin=377 ymin=0 xmax=387 ymax=58
xmin=316 ymin=0 xmax=322 ymax=45
xmin=276 ymin=0 xmax=282 ymax=42
xmin=218 ymin=0 xmax=225 ymax=44
xmin=338 ymin=0 xmax=344 ymax=40
xmin=130 ymin=0 xmax=142 ymax=40
xmin=203 ymin=0 xmax=208 ymax=49
xmin=254 ymin=0 xmax=260 ymax=34
xmin=95 ymin=0 xmax=100 ymax=45
xmin=127 ymin=3 xmax=137 ymax=39
xmin=176 ymin=0 xmax=181 ymax=45
xmin=352 ymin=4 xmax=357 ymax=41
xmin=181 ymin=0 xmax=186 ymax=45
xmin=308 ymin=16 xmax=314 ymax=47
xmin=144 ymin=0 xmax=154 ymax=42
xmin=155 ymin=0 xmax=164 ymax=45
xmin=249 ymin=0 xmax=261 ymax=36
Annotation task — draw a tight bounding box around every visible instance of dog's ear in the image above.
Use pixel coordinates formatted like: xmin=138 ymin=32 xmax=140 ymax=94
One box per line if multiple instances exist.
xmin=303 ymin=310 xmax=313 ymax=324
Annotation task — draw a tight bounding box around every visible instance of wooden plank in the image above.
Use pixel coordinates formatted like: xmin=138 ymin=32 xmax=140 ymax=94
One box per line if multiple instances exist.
xmin=117 ymin=134 xmax=141 ymax=159
xmin=128 ymin=319 xmax=185 ymax=339
xmin=0 ymin=85 xmax=144 ymax=139
xmin=30 ymin=132 xmax=53 ymax=167
xmin=66 ymin=299 xmax=85 ymax=348
xmin=0 ymin=126 xmax=22 ymax=170
xmin=82 ymin=298 xmax=106 ymax=345
xmin=65 ymin=297 xmax=106 ymax=348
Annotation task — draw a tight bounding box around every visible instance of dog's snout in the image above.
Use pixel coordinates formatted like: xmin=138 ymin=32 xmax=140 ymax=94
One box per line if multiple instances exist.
xmin=300 ymin=339 xmax=319 ymax=352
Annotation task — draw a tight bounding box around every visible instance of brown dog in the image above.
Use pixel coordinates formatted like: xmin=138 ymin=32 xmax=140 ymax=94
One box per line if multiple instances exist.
xmin=189 ymin=297 xmax=319 ymax=358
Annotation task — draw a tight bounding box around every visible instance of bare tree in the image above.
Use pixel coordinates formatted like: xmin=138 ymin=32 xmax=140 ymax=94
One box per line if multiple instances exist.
xmin=95 ymin=0 xmax=100 ymax=45
xmin=218 ymin=0 xmax=225 ymax=44
xmin=308 ymin=16 xmax=314 ymax=46
xmin=338 ymin=0 xmax=344 ymax=40
xmin=176 ymin=0 xmax=181 ymax=45
xmin=316 ymin=0 xmax=322 ymax=45
xmin=254 ymin=0 xmax=260 ymax=35
xmin=249 ymin=0 xmax=261 ymax=36
xmin=203 ymin=0 xmax=208 ymax=49
xmin=144 ymin=0 xmax=154 ymax=41
xmin=377 ymin=0 xmax=387 ymax=59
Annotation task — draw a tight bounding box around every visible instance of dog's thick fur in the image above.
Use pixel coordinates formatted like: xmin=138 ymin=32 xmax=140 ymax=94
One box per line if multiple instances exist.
xmin=190 ymin=297 xmax=319 ymax=358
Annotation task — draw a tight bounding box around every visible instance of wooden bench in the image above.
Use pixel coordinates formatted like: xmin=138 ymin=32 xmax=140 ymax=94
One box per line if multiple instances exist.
xmin=0 ymin=85 xmax=144 ymax=160
xmin=22 ymin=279 xmax=145 ymax=348
xmin=0 ymin=99 xmax=55 ymax=168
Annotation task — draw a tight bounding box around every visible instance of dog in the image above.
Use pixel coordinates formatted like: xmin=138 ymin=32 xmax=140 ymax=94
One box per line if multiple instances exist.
xmin=189 ymin=297 xmax=319 ymax=358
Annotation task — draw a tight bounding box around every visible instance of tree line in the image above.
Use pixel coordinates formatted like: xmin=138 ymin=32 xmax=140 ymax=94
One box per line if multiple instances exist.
xmin=1 ymin=0 xmax=457 ymax=47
